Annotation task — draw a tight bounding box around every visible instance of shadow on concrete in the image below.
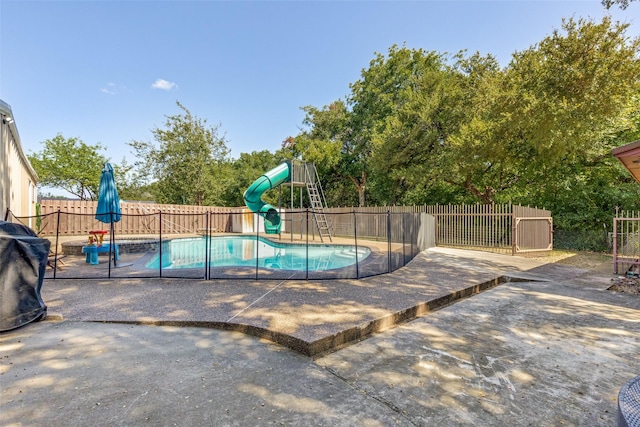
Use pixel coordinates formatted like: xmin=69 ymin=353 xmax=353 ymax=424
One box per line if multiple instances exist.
xmin=39 ymin=247 xmax=560 ymax=356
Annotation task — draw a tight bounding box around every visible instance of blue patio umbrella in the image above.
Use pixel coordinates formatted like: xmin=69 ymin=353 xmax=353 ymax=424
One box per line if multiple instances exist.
xmin=95 ymin=163 xmax=121 ymax=223
xmin=95 ymin=163 xmax=121 ymax=268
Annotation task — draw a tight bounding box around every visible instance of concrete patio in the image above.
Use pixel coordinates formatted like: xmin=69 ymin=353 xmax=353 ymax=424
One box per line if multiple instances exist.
xmin=1 ymin=247 xmax=639 ymax=426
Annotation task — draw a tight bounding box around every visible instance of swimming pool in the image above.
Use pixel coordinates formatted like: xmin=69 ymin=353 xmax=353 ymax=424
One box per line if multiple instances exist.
xmin=145 ymin=235 xmax=371 ymax=271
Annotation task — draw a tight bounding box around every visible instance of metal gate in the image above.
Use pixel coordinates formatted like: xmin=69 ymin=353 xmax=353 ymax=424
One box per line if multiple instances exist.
xmin=426 ymin=204 xmax=553 ymax=255
xmin=613 ymin=208 xmax=640 ymax=275
xmin=514 ymin=217 xmax=553 ymax=255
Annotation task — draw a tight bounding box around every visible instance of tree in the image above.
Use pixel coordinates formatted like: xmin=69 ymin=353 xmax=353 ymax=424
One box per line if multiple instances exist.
xmin=290 ymin=46 xmax=450 ymax=207
xmin=504 ymin=17 xmax=639 ymax=163
xmin=373 ymin=17 xmax=640 ymax=205
xmin=601 ymin=0 xmax=636 ymax=9
xmin=518 ymin=104 xmax=640 ymax=250
xmin=129 ymin=102 xmax=231 ymax=206
xmin=28 ymin=134 xmax=108 ymax=200
xmin=368 ymin=49 xmax=485 ymax=205
xmin=285 ymin=101 xmax=359 ymax=206
xmin=111 ymin=158 xmax=155 ymax=201
xmin=221 ymin=150 xmax=279 ymax=206
xmin=429 ymin=52 xmax=518 ymax=204
xmin=348 ymin=45 xmax=448 ymax=206
xmin=289 ymin=15 xmax=640 ymax=252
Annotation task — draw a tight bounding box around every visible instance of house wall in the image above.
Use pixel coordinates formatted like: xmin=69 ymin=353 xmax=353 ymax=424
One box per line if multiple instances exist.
xmin=0 ymin=100 xmax=38 ymax=227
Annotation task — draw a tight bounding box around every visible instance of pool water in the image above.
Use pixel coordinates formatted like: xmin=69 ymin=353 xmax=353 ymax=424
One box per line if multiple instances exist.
xmin=146 ymin=236 xmax=371 ymax=271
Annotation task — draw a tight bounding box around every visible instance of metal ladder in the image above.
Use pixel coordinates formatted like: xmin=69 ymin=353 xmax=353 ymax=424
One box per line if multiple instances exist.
xmin=305 ymin=164 xmax=333 ymax=242
xmin=316 ymin=251 xmax=332 ymax=270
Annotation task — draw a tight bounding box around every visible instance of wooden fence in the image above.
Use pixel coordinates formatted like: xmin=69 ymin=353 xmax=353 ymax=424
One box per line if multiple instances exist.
xmin=34 ymin=199 xmax=235 ymax=236
xmin=613 ymin=208 xmax=640 ymax=275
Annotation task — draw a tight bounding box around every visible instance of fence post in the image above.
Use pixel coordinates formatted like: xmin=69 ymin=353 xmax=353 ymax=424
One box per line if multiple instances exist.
xmin=159 ymin=211 xmax=163 ymax=278
xmin=353 ymin=210 xmax=359 ymax=279
xmin=54 ymin=209 xmax=61 ymax=280
xmin=512 ymin=206 xmax=517 ymax=256
xmin=613 ymin=207 xmax=619 ymax=275
xmin=387 ymin=209 xmax=391 ymax=273
xmin=402 ymin=213 xmax=406 ymax=267
xmin=205 ymin=212 xmax=210 ymax=280
xmin=306 ymin=208 xmax=309 ymax=280
xmin=255 ymin=212 xmax=259 ymax=281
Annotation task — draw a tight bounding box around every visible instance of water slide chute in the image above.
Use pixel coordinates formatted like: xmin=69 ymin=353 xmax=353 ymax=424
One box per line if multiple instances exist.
xmin=243 ymin=161 xmax=291 ymax=234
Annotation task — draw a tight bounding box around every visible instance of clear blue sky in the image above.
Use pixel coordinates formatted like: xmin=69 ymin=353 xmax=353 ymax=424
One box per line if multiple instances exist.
xmin=1 ymin=1 xmax=638 ymax=167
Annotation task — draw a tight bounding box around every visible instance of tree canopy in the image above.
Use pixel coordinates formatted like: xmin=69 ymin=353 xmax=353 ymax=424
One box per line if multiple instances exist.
xmin=601 ymin=0 xmax=637 ymax=9
xmin=31 ymin=16 xmax=640 ymax=250
xmin=129 ymin=102 xmax=231 ymax=206
xmin=221 ymin=150 xmax=280 ymax=207
xmin=28 ymin=134 xmax=108 ymax=200
xmin=291 ymin=17 xmax=640 ymax=212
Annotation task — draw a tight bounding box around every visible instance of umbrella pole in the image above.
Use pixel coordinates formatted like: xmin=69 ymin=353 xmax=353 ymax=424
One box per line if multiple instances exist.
xmin=106 ymin=213 xmax=112 ymax=277
xmin=111 ymin=217 xmax=117 ymax=267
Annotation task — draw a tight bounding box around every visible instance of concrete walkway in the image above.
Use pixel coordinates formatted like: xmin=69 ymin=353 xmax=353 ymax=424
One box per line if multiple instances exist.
xmin=1 ymin=247 xmax=639 ymax=426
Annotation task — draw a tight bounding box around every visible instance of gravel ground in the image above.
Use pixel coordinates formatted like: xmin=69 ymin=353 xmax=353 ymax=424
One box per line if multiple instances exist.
xmin=609 ymin=276 xmax=640 ymax=294
xmin=528 ymin=250 xmax=640 ymax=295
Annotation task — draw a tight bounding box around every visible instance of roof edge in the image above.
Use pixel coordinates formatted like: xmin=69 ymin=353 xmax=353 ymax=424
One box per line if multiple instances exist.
xmin=612 ymin=139 xmax=640 ymax=157
xmin=0 ymin=99 xmax=39 ymax=183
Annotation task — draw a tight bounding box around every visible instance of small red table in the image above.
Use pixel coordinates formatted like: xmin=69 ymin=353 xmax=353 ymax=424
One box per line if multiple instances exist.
xmin=88 ymin=230 xmax=108 ymax=246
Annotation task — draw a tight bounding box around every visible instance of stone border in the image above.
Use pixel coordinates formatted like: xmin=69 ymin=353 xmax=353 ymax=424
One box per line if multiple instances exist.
xmin=62 ymin=238 xmax=160 ymax=256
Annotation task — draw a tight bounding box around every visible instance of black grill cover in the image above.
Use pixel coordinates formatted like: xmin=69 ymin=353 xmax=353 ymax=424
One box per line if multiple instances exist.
xmin=0 ymin=221 xmax=50 ymax=332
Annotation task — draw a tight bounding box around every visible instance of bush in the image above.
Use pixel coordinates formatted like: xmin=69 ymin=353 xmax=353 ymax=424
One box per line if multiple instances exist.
xmin=553 ymin=228 xmax=610 ymax=252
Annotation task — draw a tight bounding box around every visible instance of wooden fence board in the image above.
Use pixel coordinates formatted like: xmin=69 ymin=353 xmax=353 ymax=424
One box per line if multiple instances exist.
xmin=37 ymin=199 xmax=235 ymax=235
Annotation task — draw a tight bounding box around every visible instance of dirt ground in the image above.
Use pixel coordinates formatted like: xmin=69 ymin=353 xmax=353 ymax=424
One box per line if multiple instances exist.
xmin=530 ymin=250 xmax=640 ymax=295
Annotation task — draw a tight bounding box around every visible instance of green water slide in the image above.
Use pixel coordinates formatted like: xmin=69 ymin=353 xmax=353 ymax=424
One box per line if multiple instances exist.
xmin=243 ymin=161 xmax=291 ymax=234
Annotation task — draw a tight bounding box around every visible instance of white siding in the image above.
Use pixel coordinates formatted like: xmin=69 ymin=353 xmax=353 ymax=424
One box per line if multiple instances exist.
xmin=0 ymin=100 xmax=38 ymax=223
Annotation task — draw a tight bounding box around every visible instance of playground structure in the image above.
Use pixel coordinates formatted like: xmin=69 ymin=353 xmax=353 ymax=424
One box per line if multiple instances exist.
xmin=243 ymin=160 xmax=333 ymax=241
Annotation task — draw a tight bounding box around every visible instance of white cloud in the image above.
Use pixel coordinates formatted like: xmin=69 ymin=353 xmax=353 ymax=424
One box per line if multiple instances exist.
xmin=99 ymin=82 xmax=117 ymax=95
xmin=151 ymin=79 xmax=177 ymax=91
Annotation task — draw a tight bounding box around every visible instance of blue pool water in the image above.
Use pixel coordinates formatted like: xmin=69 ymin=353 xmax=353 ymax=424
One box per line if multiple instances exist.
xmin=146 ymin=235 xmax=371 ymax=271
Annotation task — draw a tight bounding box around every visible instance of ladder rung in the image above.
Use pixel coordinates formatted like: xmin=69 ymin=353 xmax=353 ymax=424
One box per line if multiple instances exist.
xmin=306 ymin=175 xmax=332 ymax=241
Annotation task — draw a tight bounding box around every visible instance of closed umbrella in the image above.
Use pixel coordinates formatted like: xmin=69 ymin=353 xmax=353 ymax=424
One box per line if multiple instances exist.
xmin=95 ymin=163 xmax=121 ymax=266
xmin=96 ymin=163 xmax=121 ymax=223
